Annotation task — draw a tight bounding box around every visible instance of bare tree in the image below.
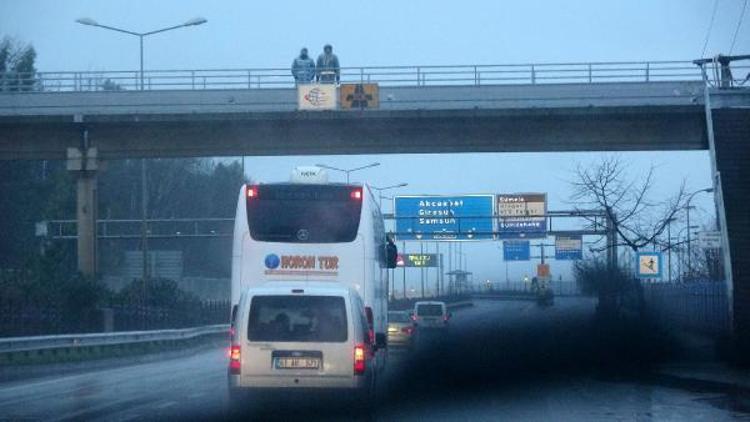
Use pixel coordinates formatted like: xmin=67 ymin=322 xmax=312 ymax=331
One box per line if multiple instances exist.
xmin=570 ymin=156 xmax=690 ymax=316
xmin=570 ymin=156 xmax=688 ymax=253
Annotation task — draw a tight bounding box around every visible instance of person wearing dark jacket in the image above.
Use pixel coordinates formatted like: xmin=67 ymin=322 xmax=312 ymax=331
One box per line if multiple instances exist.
xmin=291 ymin=48 xmax=315 ymax=83
xmin=316 ymin=44 xmax=340 ymax=84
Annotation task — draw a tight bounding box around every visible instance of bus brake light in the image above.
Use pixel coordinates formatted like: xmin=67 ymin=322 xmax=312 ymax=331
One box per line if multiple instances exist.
xmin=350 ymin=188 xmax=362 ymax=200
xmin=246 ymin=185 xmax=259 ymax=199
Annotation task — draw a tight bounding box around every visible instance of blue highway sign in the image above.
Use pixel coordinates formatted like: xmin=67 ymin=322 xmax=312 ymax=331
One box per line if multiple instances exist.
xmin=394 ymin=195 xmax=494 ymax=241
xmin=503 ymin=240 xmax=531 ymax=261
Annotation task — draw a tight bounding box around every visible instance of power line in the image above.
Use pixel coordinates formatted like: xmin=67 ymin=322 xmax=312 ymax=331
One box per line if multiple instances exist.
xmin=730 ymin=0 xmax=748 ymax=54
xmin=701 ymin=0 xmax=720 ymax=57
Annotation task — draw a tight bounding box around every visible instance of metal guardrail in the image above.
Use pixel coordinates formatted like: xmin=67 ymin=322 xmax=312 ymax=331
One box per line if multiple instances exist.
xmin=41 ymin=218 xmax=234 ymax=240
xmin=0 ymin=324 xmax=229 ymax=354
xmin=2 ymin=60 xmax=745 ymax=93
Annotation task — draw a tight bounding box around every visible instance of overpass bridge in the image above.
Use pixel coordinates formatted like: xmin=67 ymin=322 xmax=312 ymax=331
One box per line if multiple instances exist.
xmin=1 ymin=59 xmax=750 ymax=354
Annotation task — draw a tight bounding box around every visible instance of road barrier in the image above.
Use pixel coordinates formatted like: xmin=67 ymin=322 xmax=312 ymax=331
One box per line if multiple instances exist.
xmin=0 ymin=324 xmax=228 ymax=365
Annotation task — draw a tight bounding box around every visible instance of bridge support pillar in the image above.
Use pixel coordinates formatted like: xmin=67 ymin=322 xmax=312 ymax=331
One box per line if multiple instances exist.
xmin=707 ymin=104 xmax=750 ymax=361
xmin=67 ymin=145 xmax=98 ymax=277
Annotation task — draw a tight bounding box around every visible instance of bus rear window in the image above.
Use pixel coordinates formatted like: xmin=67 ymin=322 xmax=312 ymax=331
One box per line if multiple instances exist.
xmin=248 ymin=295 xmax=348 ymax=342
xmin=247 ymin=184 xmax=362 ymax=243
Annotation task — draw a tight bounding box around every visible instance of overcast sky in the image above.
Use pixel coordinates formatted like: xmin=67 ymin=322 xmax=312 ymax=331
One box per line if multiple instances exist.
xmin=2 ymin=0 xmax=745 ymax=291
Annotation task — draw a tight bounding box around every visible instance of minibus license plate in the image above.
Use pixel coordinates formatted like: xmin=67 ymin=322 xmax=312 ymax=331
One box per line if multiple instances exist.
xmin=275 ymin=357 xmax=320 ymax=369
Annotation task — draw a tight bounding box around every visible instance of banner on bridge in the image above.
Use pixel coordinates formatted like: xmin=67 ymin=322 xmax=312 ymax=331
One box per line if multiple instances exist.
xmin=340 ymin=83 xmax=379 ymax=109
xmin=394 ymin=195 xmax=494 ymax=241
xmin=496 ymin=193 xmax=547 ymax=239
xmin=297 ymin=84 xmax=337 ymax=110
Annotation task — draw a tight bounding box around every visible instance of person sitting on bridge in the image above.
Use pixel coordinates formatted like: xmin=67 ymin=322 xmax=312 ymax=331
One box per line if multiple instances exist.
xmin=291 ymin=47 xmax=315 ymax=84
xmin=316 ymin=44 xmax=340 ymax=84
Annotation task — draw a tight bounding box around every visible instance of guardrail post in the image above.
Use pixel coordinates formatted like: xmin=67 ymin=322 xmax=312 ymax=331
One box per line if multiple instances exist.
xmin=360 ymin=67 xmax=364 ymax=84
xmin=191 ymin=71 xmax=195 ymax=90
xmin=588 ymin=64 xmax=592 ymax=83
xmin=474 ymin=66 xmax=478 ymax=86
xmin=247 ymin=70 xmax=252 ymax=89
xmin=531 ymin=65 xmax=536 ymax=84
xmin=416 ymin=67 xmax=421 ymax=87
xmin=645 ymin=62 xmax=650 ymax=82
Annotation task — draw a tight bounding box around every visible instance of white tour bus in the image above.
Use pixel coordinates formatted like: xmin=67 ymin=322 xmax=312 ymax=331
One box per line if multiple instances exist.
xmin=229 ymin=167 xmax=397 ymax=383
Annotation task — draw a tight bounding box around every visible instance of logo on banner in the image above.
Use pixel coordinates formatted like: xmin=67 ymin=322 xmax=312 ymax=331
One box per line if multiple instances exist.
xmin=298 ymin=84 xmax=337 ymax=110
xmin=305 ymin=87 xmax=328 ymax=106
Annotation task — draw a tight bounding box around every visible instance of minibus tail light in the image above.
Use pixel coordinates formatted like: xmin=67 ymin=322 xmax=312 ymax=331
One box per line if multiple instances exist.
xmin=229 ymin=344 xmax=241 ymax=375
xmin=354 ymin=343 xmax=366 ymax=375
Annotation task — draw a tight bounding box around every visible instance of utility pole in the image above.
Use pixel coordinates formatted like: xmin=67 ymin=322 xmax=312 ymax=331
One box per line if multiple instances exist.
xmin=420 ymin=242 xmax=425 ymax=298
xmin=402 ymin=241 xmax=407 ymax=299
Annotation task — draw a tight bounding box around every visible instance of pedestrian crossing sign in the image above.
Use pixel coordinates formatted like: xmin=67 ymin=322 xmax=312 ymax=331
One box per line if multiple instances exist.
xmin=636 ymin=252 xmax=662 ymax=278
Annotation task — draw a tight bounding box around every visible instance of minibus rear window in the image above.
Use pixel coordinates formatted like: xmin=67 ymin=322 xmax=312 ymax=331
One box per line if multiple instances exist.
xmin=248 ymin=295 xmax=348 ymax=342
xmin=416 ymin=304 xmax=444 ymax=316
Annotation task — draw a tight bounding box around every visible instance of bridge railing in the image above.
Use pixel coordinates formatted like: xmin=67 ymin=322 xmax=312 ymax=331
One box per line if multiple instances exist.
xmin=0 ymin=60 xmax=728 ymax=93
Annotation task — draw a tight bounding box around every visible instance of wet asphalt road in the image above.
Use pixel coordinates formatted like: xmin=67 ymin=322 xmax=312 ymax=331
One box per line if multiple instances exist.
xmin=1 ymin=297 xmax=748 ymax=421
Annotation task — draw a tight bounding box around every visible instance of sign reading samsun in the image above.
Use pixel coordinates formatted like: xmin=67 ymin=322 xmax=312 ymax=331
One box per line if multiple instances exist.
xmin=264 ymin=253 xmax=339 ymax=275
xmin=394 ymin=195 xmax=494 ymax=241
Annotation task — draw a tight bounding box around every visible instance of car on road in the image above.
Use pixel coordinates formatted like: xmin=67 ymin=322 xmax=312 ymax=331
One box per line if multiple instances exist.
xmin=228 ymin=283 xmax=379 ymax=410
xmin=412 ymin=301 xmax=451 ymax=329
xmin=387 ymin=311 xmax=416 ymax=349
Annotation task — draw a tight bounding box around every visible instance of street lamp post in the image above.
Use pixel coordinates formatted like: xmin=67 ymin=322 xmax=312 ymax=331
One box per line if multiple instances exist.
xmin=665 ymin=217 xmax=677 ymax=282
xmin=315 ymin=162 xmax=380 ymax=184
xmin=75 ymin=17 xmax=207 ymax=90
xmin=685 ymin=187 xmax=714 ymax=279
xmin=76 ymin=17 xmax=207 ymax=284
xmin=676 ymin=225 xmax=700 ymax=281
xmin=372 ymin=183 xmax=408 ymax=207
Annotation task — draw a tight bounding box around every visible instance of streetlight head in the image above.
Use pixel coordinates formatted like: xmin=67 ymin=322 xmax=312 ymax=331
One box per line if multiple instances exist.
xmin=184 ymin=17 xmax=207 ymax=26
xmin=75 ymin=17 xmax=98 ymax=26
xmin=704 ymin=188 xmax=714 ymax=193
